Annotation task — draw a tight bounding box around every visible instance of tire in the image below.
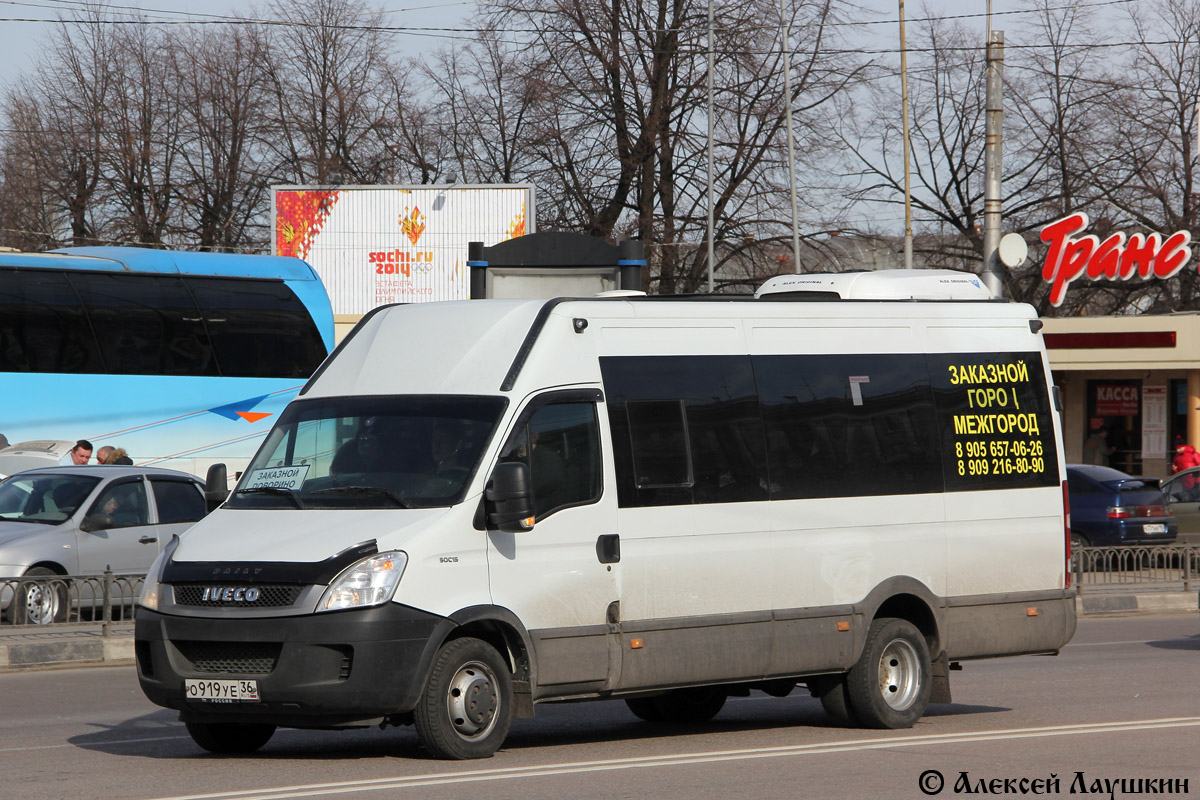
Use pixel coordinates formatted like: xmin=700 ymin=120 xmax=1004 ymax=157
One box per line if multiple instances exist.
xmin=624 ymin=696 xmax=666 ymax=722
xmin=624 ymin=687 xmax=726 ymax=724
xmin=807 ymin=675 xmax=860 ymax=727
xmin=10 ymin=567 xmax=68 ymax=626
xmin=185 ymin=721 xmax=276 ymax=754
xmin=414 ymin=637 xmax=512 ymax=760
xmin=845 ymin=617 xmax=931 ymax=729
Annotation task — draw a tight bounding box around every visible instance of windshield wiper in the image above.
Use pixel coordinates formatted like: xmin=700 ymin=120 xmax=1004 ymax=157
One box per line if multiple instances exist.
xmin=234 ymin=486 xmax=307 ymax=509
xmin=311 ymin=485 xmax=413 ymax=508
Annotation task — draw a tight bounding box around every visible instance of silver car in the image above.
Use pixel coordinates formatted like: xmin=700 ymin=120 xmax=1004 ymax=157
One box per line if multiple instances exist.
xmin=0 ymin=465 xmax=207 ymax=624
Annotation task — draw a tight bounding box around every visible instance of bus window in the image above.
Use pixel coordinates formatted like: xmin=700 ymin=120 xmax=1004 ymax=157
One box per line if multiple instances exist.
xmin=69 ymin=272 xmax=216 ymax=376
xmin=188 ymin=278 xmax=326 ymax=378
xmin=0 ymin=269 xmax=101 ymax=373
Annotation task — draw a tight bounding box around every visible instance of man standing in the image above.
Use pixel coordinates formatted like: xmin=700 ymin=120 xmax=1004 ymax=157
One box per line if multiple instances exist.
xmin=69 ymin=440 xmax=93 ymax=465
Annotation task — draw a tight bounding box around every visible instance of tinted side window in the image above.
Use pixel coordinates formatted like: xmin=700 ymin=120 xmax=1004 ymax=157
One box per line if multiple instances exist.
xmin=89 ymin=480 xmax=149 ymax=528
xmin=151 ymin=479 xmax=206 ymax=524
xmin=754 ymin=354 xmax=942 ymax=499
xmin=601 ymin=356 xmax=768 ymax=508
xmin=69 ymin=272 xmax=216 ymax=376
xmin=500 ymin=402 xmax=601 ymax=519
xmin=0 ymin=269 xmax=103 ymax=373
xmin=627 ymin=400 xmax=692 ymax=488
xmin=188 ymin=277 xmax=326 ymax=378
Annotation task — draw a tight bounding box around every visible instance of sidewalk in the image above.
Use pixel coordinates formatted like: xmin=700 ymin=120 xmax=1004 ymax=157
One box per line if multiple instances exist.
xmin=0 ymin=590 xmax=1196 ymax=672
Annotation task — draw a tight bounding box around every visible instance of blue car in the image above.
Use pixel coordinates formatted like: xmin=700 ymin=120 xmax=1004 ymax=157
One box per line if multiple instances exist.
xmin=1066 ymin=464 xmax=1178 ymax=549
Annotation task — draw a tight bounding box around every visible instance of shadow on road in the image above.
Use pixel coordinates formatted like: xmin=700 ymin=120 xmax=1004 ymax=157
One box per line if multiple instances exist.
xmin=65 ymin=692 xmax=1014 ymax=762
xmin=1145 ymin=633 xmax=1200 ymax=651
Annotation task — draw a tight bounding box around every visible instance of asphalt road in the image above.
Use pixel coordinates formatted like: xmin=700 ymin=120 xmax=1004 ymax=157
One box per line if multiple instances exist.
xmin=2 ymin=614 xmax=1197 ymax=800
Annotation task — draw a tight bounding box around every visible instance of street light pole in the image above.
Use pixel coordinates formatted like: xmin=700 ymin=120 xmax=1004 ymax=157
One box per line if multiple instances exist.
xmin=780 ymin=0 xmax=801 ymax=273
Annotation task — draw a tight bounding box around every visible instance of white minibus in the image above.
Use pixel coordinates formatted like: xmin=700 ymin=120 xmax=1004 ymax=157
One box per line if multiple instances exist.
xmin=135 ymin=269 xmax=1074 ymax=759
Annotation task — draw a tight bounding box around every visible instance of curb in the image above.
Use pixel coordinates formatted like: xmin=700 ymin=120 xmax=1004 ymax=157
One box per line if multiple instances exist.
xmin=1075 ymin=591 xmax=1198 ymax=617
xmin=0 ymin=625 xmax=134 ymax=671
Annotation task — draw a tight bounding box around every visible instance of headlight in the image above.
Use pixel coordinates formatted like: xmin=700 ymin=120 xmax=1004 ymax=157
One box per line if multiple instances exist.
xmin=317 ymin=551 xmax=407 ymax=612
xmin=138 ymin=536 xmax=178 ymax=612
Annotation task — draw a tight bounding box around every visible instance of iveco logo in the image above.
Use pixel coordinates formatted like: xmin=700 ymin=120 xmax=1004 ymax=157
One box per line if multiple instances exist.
xmin=202 ymin=587 xmax=261 ymax=603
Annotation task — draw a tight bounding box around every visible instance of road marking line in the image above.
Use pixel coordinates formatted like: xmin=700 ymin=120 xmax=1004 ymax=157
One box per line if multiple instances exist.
xmin=146 ymin=717 xmax=1200 ymax=800
xmin=0 ymin=734 xmax=191 ymax=753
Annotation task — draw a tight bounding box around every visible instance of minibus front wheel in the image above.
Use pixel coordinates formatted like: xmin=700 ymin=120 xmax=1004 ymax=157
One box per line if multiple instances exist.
xmin=185 ymin=721 xmax=276 ymax=754
xmin=414 ymin=637 xmax=513 ymax=759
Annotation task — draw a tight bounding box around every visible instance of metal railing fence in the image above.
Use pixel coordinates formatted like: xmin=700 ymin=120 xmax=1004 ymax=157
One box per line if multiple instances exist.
xmin=2 ymin=546 xmax=1195 ymax=630
xmin=1 ymin=569 xmax=144 ymax=631
xmin=1073 ymin=543 xmax=1196 ymax=593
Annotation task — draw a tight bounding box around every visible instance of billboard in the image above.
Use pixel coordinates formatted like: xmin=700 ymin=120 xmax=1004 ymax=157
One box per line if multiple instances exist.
xmin=272 ymin=184 xmax=534 ymax=314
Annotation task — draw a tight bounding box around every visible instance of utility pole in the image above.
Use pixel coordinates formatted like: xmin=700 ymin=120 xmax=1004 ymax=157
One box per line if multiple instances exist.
xmin=899 ymin=0 xmax=913 ymax=270
xmin=706 ymin=0 xmax=715 ymax=292
xmin=982 ymin=29 xmax=1005 ymax=298
xmin=780 ymin=0 xmax=801 ymax=273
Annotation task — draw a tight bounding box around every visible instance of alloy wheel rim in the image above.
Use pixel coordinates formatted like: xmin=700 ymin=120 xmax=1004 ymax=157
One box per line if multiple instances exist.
xmin=24 ymin=583 xmax=58 ymax=625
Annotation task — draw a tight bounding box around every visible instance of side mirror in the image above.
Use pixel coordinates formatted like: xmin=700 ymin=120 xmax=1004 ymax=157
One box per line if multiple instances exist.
xmin=205 ymin=463 xmax=229 ymax=513
xmin=486 ymin=462 xmax=535 ymax=532
xmin=80 ymin=512 xmax=115 ymax=533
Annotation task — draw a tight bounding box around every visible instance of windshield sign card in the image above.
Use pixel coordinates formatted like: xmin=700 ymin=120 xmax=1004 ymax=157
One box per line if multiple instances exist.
xmin=243 ymin=465 xmax=311 ymax=491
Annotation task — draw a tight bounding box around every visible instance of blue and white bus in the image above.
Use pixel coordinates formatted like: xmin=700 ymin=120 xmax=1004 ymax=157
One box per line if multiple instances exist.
xmin=0 ymin=247 xmax=334 ymax=477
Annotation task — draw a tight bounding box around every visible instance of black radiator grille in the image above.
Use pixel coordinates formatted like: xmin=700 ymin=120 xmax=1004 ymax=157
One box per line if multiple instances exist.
xmin=174 ymin=641 xmax=281 ymax=675
xmin=172 ymin=584 xmax=303 ymax=608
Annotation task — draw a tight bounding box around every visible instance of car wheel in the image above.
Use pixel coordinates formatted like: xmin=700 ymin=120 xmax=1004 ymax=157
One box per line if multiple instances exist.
xmin=808 ymin=674 xmax=860 ymax=727
xmin=10 ymin=567 xmax=68 ymax=626
xmin=625 ymin=687 xmax=726 ymax=725
xmin=845 ymin=617 xmax=931 ymax=729
xmin=414 ymin=637 xmax=512 ymax=759
xmin=185 ymin=721 xmax=276 ymax=754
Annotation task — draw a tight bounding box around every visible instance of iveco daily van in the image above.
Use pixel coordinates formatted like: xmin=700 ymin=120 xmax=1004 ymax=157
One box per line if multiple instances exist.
xmin=135 ymin=270 xmax=1075 ymax=759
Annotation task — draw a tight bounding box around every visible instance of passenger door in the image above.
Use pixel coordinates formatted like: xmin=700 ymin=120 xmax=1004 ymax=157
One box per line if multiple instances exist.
xmin=485 ymin=390 xmax=621 ymax=695
xmin=75 ymin=477 xmax=160 ymax=575
xmin=149 ymin=478 xmax=207 ymax=541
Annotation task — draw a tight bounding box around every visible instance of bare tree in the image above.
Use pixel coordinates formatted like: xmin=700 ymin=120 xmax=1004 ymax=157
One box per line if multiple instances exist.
xmin=1074 ymin=0 xmax=1200 ymax=312
xmin=480 ymin=0 xmax=861 ymax=293
xmin=102 ymin=22 xmax=182 ymax=245
xmin=172 ymin=24 xmax=273 ymax=250
xmin=0 ymin=9 xmax=116 ymax=248
xmin=260 ymin=0 xmax=392 ymax=184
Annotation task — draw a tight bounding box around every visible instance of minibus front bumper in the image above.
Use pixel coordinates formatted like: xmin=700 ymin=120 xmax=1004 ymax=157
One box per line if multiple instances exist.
xmin=135 ymin=603 xmax=453 ymax=727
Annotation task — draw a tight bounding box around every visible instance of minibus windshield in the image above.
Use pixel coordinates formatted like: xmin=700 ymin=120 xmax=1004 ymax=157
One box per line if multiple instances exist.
xmin=227 ymin=395 xmax=507 ymax=510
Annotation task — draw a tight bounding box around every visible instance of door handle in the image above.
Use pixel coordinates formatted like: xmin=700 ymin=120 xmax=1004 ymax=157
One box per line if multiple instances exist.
xmin=139 ymin=536 xmax=158 ymax=544
xmin=596 ymin=534 xmax=620 ymax=564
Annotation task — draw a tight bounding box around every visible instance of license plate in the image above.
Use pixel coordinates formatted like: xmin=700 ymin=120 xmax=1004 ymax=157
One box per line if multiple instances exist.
xmin=1143 ymin=523 xmax=1167 ymax=534
xmin=185 ymin=678 xmax=259 ymax=702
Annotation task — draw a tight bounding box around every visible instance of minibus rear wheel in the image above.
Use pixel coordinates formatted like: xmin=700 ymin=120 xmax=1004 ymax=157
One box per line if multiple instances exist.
xmin=624 ymin=687 xmax=726 ymax=724
xmin=185 ymin=721 xmax=276 ymax=754
xmin=415 ymin=637 xmax=513 ymax=759
xmin=845 ymin=617 xmax=931 ymax=729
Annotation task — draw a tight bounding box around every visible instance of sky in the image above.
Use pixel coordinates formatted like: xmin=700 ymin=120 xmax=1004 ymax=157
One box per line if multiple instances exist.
xmin=0 ymin=0 xmax=478 ymax=87
xmin=0 ymin=0 xmax=1033 ymax=88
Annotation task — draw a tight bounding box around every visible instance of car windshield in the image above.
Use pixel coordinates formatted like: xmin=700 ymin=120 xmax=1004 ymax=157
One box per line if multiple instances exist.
xmin=227 ymin=395 xmax=508 ymax=510
xmin=0 ymin=474 xmax=100 ymax=524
